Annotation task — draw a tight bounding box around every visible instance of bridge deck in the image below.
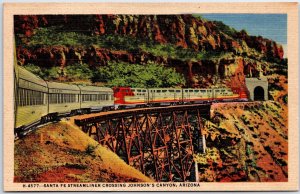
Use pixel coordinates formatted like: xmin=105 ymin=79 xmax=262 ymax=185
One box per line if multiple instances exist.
xmin=74 ymin=104 xmax=211 ymax=126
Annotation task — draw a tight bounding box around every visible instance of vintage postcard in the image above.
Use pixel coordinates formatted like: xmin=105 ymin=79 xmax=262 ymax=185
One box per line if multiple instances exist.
xmin=3 ymin=2 xmax=299 ymax=191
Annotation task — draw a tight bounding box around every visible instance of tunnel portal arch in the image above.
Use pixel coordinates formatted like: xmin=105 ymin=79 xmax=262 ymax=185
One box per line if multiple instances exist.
xmin=245 ymin=77 xmax=268 ymax=101
xmin=254 ymin=86 xmax=265 ymax=101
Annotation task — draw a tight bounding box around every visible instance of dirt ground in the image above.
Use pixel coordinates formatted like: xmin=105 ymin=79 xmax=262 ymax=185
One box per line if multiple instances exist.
xmin=14 ymin=120 xmax=153 ymax=183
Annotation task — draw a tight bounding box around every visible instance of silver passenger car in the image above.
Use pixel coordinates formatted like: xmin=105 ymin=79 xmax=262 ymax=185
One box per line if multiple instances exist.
xmin=47 ymin=81 xmax=81 ymax=114
xmin=77 ymin=85 xmax=114 ymax=111
xmin=15 ymin=66 xmax=48 ymax=129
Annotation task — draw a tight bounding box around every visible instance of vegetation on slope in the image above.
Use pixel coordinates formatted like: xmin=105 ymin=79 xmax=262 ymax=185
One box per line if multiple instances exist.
xmin=22 ymin=25 xmax=229 ymax=62
xmin=195 ymin=101 xmax=288 ymax=182
xmin=24 ymin=61 xmax=185 ymax=88
xmin=24 ymin=63 xmax=93 ymax=81
xmin=14 ymin=120 xmax=153 ymax=182
xmin=15 ymin=15 xmax=286 ymax=89
xmin=92 ymin=61 xmax=186 ymax=87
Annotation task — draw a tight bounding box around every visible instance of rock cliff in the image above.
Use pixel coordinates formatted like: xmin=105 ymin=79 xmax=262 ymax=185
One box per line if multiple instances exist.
xmin=195 ymin=101 xmax=288 ymax=182
xmin=14 ymin=15 xmax=286 ymax=89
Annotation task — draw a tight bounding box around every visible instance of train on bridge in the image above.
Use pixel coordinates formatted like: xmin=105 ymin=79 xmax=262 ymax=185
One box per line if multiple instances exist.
xmin=14 ymin=65 xmax=248 ymax=135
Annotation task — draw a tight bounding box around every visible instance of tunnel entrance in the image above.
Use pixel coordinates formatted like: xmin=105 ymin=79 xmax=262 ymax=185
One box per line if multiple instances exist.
xmin=254 ymin=86 xmax=265 ymax=101
xmin=245 ymin=77 xmax=268 ymax=101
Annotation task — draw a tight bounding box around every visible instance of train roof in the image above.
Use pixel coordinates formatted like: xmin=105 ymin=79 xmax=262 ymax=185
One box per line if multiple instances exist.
xmin=47 ymin=81 xmax=81 ymax=91
xmin=15 ymin=65 xmax=47 ymax=87
xmin=131 ymin=88 xmax=147 ymax=90
xmin=77 ymin=85 xmax=113 ymax=92
xmin=148 ymin=88 xmax=182 ymax=90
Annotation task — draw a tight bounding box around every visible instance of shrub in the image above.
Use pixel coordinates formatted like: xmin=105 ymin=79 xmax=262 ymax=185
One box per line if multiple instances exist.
xmin=213 ymin=21 xmax=237 ymax=37
xmin=283 ymin=95 xmax=288 ymax=104
xmin=92 ymin=61 xmax=186 ymax=88
xmin=23 ymin=63 xmax=60 ymax=80
xmin=23 ymin=63 xmax=43 ymax=77
xmin=65 ymin=63 xmax=93 ymax=81
xmin=43 ymin=66 xmax=61 ymax=80
xmin=85 ymin=144 xmax=96 ymax=154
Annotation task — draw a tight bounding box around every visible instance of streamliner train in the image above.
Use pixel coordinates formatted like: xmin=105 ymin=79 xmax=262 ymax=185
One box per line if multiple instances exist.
xmin=14 ymin=65 xmax=248 ymax=135
xmin=14 ymin=65 xmax=114 ymax=133
xmin=113 ymin=87 xmax=248 ymax=109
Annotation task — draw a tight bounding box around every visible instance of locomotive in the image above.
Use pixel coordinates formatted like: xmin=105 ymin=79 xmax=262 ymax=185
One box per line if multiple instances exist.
xmin=14 ymin=65 xmax=248 ymax=136
xmin=113 ymin=87 xmax=248 ymax=109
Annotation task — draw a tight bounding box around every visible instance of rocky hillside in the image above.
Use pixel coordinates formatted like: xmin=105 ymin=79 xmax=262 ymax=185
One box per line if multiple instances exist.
xmin=195 ymin=101 xmax=288 ymax=182
xmin=14 ymin=15 xmax=286 ymax=91
xmin=14 ymin=119 xmax=153 ymax=182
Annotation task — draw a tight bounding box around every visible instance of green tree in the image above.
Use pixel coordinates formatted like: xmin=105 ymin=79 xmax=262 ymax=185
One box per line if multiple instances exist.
xmin=43 ymin=66 xmax=61 ymax=80
xmin=24 ymin=63 xmax=43 ymax=77
xmin=65 ymin=63 xmax=93 ymax=81
xmin=92 ymin=61 xmax=185 ymax=88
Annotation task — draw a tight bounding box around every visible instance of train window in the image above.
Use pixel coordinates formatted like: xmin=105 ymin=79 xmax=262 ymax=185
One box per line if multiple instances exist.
xmin=176 ymin=90 xmax=181 ymax=93
xmin=18 ymin=88 xmax=45 ymax=106
xmin=26 ymin=90 xmax=30 ymax=105
xmin=131 ymin=89 xmax=135 ymax=92
xmin=185 ymin=90 xmax=188 ymax=92
xmin=200 ymin=90 xmax=206 ymax=93
xmin=162 ymin=90 xmax=167 ymax=93
xmin=26 ymin=90 xmax=29 ymax=105
xmin=18 ymin=88 xmax=24 ymax=106
xmin=157 ymin=90 xmax=161 ymax=93
xmin=194 ymin=90 xmax=199 ymax=92
xmin=31 ymin=91 xmax=34 ymax=105
xmin=142 ymin=90 xmax=147 ymax=92
xmin=65 ymin=94 xmax=69 ymax=103
xmin=221 ymin=89 xmax=225 ymax=92
xmin=189 ymin=90 xmax=193 ymax=92
xmin=18 ymin=89 xmax=21 ymax=106
xmin=169 ymin=90 xmax=174 ymax=92
xmin=49 ymin=94 xmax=55 ymax=104
xmin=137 ymin=89 xmax=141 ymax=92
xmin=57 ymin=94 xmax=60 ymax=103
xmin=21 ymin=89 xmax=24 ymax=106
xmin=215 ymin=90 xmax=220 ymax=92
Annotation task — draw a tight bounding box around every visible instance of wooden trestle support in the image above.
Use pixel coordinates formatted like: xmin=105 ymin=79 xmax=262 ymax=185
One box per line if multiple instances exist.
xmin=75 ymin=105 xmax=210 ymax=182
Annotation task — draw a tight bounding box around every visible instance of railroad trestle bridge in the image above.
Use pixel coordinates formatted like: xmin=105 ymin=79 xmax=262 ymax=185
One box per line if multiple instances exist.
xmin=74 ymin=104 xmax=211 ymax=182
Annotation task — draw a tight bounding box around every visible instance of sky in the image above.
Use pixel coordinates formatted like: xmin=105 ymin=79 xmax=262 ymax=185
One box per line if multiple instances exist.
xmin=200 ymin=14 xmax=287 ymax=45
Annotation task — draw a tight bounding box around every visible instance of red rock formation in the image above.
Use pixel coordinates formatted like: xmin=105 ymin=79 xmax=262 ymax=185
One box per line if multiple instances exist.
xmin=199 ymin=102 xmax=288 ymax=182
xmin=14 ymin=14 xmax=286 ymax=88
xmin=14 ymin=14 xmax=285 ymax=60
xmin=14 ymin=15 xmax=39 ymax=37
